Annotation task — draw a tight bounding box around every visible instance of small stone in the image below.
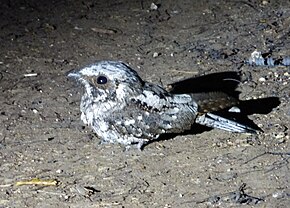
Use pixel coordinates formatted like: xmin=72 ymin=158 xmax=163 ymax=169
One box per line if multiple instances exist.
xmin=258 ymin=77 xmax=266 ymax=82
xmin=56 ymin=169 xmax=63 ymax=174
xmin=150 ymin=3 xmax=158 ymax=10
xmin=153 ymin=52 xmax=160 ymax=58
xmin=32 ymin=109 xmax=38 ymax=114
xmin=272 ymin=191 xmax=287 ymax=199
xmin=228 ymin=106 xmax=241 ymax=113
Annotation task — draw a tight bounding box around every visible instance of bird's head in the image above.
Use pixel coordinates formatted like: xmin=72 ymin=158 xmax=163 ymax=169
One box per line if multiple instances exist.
xmin=67 ymin=61 xmax=144 ymax=102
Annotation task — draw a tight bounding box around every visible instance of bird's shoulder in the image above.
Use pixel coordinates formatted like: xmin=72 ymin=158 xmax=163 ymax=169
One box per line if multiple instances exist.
xmin=127 ymin=82 xmax=195 ymax=113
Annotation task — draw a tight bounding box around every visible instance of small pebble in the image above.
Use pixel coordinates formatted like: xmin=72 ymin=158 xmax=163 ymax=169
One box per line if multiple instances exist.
xmin=258 ymin=77 xmax=266 ymax=82
xmin=228 ymin=106 xmax=241 ymax=113
xmin=56 ymin=169 xmax=63 ymax=174
xmin=32 ymin=109 xmax=38 ymax=114
xmin=153 ymin=52 xmax=160 ymax=58
xmin=150 ymin=3 xmax=158 ymax=10
xmin=272 ymin=191 xmax=287 ymax=199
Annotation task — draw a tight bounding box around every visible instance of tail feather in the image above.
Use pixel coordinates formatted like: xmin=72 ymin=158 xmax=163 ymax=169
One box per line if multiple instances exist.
xmin=195 ymin=113 xmax=258 ymax=133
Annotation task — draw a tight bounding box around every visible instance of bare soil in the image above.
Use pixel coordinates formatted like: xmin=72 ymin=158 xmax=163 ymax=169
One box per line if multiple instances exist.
xmin=0 ymin=0 xmax=289 ymax=207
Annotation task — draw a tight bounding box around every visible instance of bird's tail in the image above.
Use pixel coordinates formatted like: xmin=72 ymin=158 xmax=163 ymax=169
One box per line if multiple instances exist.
xmin=195 ymin=112 xmax=258 ymax=133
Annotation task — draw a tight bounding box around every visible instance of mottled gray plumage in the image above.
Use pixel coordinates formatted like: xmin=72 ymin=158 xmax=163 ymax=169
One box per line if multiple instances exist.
xmin=67 ymin=61 xmax=257 ymax=149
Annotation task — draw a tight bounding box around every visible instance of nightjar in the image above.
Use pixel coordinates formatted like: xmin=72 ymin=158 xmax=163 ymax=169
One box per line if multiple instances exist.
xmin=67 ymin=61 xmax=257 ymax=149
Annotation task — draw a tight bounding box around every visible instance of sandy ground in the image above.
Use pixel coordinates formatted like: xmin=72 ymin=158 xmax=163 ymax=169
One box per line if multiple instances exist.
xmin=0 ymin=0 xmax=289 ymax=207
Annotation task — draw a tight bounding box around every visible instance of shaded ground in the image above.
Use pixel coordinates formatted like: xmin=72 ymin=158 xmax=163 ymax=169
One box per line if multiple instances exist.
xmin=0 ymin=0 xmax=289 ymax=207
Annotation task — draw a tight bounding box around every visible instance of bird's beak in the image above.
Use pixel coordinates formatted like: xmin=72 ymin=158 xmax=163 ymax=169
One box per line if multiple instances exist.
xmin=66 ymin=69 xmax=81 ymax=79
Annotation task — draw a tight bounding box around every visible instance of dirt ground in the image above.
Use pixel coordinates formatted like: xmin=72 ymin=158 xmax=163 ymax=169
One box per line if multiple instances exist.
xmin=0 ymin=0 xmax=289 ymax=207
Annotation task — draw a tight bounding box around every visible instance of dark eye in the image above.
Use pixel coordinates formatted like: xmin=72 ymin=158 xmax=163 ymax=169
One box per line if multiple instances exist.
xmin=97 ymin=75 xmax=107 ymax=84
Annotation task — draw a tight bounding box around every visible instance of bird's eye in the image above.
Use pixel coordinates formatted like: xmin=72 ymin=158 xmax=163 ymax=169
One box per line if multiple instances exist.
xmin=96 ymin=75 xmax=108 ymax=84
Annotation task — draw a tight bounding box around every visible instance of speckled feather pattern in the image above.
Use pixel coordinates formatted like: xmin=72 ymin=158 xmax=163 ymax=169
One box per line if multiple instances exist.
xmin=67 ymin=61 xmax=257 ymax=149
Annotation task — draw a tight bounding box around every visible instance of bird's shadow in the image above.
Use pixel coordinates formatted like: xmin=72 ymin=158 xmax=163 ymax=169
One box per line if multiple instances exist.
xmin=143 ymin=71 xmax=280 ymax=149
xmin=167 ymin=71 xmax=242 ymax=98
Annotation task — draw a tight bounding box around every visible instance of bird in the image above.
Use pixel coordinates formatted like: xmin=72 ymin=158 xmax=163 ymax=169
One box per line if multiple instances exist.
xmin=67 ymin=61 xmax=258 ymax=149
